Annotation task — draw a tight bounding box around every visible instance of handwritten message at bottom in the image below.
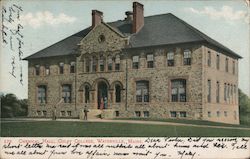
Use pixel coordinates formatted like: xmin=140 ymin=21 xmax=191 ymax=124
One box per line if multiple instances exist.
xmin=1 ymin=137 xmax=249 ymax=159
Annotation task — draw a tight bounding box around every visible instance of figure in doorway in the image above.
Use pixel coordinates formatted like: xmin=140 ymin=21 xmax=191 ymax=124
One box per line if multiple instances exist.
xmin=52 ymin=97 xmax=64 ymax=120
xmin=83 ymin=105 xmax=89 ymax=120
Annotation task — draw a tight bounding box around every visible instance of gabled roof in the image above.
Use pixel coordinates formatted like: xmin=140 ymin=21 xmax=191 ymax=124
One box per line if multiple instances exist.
xmin=24 ymin=13 xmax=242 ymax=60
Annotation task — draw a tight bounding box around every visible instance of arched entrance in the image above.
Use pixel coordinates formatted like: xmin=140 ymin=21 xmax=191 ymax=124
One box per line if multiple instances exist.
xmin=97 ymin=81 xmax=108 ymax=109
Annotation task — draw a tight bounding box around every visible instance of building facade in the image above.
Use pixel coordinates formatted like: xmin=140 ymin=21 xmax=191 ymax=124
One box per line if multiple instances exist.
xmin=24 ymin=2 xmax=241 ymax=124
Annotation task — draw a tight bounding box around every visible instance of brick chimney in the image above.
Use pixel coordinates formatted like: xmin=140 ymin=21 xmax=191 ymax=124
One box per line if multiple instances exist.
xmin=92 ymin=10 xmax=103 ymax=28
xmin=132 ymin=2 xmax=144 ymax=33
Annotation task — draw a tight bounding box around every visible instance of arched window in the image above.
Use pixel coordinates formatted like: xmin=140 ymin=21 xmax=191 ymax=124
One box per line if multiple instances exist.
xmin=171 ymin=79 xmax=186 ymax=102
xmin=115 ymin=84 xmax=121 ymax=103
xmin=85 ymin=57 xmax=90 ymax=72
xmin=92 ymin=56 xmax=97 ymax=72
xmin=85 ymin=85 xmax=90 ymax=103
xmin=136 ymin=81 xmax=149 ymax=102
xmin=115 ymin=55 xmax=120 ymax=71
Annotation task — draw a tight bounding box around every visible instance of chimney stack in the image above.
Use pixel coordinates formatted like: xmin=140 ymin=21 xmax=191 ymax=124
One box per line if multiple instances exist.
xmin=132 ymin=2 xmax=144 ymax=33
xmin=92 ymin=10 xmax=103 ymax=28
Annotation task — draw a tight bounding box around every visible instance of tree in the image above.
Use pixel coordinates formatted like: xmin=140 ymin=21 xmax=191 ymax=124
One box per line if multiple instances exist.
xmin=0 ymin=93 xmax=28 ymax=118
xmin=239 ymin=89 xmax=250 ymax=114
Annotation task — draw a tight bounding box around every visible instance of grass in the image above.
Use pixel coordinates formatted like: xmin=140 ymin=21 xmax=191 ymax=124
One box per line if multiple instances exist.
xmin=1 ymin=121 xmax=250 ymax=137
xmin=115 ymin=118 xmax=250 ymax=128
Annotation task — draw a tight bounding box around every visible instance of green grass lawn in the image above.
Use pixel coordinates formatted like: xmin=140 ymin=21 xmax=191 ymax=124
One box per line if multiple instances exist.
xmin=1 ymin=121 xmax=250 ymax=137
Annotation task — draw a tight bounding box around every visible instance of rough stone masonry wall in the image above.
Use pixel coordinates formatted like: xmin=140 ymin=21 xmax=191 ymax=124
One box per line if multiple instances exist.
xmin=202 ymin=45 xmax=239 ymax=124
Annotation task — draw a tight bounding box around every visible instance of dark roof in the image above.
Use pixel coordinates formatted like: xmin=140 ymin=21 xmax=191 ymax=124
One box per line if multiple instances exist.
xmin=24 ymin=13 xmax=241 ymax=60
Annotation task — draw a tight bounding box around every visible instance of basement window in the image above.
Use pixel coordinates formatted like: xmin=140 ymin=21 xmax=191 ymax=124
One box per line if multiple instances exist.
xmin=170 ymin=111 xmax=177 ymax=118
xmin=135 ymin=111 xmax=141 ymax=117
xmin=180 ymin=111 xmax=187 ymax=117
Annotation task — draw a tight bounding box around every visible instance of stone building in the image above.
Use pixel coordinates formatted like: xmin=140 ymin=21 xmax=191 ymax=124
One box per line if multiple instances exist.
xmin=24 ymin=2 xmax=241 ymax=124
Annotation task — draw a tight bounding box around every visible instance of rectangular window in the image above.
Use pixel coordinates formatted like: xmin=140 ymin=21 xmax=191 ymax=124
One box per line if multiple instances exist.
xmin=61 ymin=111 xmax=65 ymax=117
xmin=180 ymin=111 xmax=187 ymax=117
xmin=183 ymin=49 xmax=191 ymax=65
xmin=108 ymin=56 xmax=113 ymax=71
xmin=70 ymin=62 xmax=76 ymax=73
xmin=135 ymin=111 xmax=141 ymax=117
xmin=43 ymin=111 xmax=47 ymax=116
xmin=115 ymin=111 xmax=119 ymax=117
xmin=216 ymin=81 xmax=220 ymax=103
xmin=171 ymin=79 xmax=186 ymax=102
xmin=143 ymin=111 xmax=149 ymax=118
xmin=167 ymin=52 xmax=174 ymax=66
xmin=208 ymin=111 xmax=211 ymax=117
xmin=45 ymin=65 xmax=50 ymax=75
xmin=115 ymin=55 xmax=120 ymax=71
xmin=136 ymin=81 xmax=149 ymax=102
xmin=147 ymin=54 xmax=154 ymax=68
xmin=170 ymin=111 xmax=177 ymax=118
xmin=92 ymin=57 xmax=97 ymax=72
xmin=37 ymin=111 xmax=41 ymax=116
xmin=233 ymin=61 xmax=235 ymax=74
xmin=35 ymin=65 xmax=40 ymax=76
xmin=62 ymin=84 xmax=71 ymax=103
xmin=225 ymin=58 xmax=228 ymax=72
xmin=38 ymin=85 xmax=46 ymax=104
xmin=85 ymin=58 xmax=90 ymax=72
xmin=99 ymin=56 xmax=105 ymax=72
xmin=207 ymin=80 xmax=211 ymax=103
xmin=224 ymin=83 xmax=227 ymax=101
xmin=207 ymin=51 xmax=211 ymax=67
xmin=227 ymin=84 xmax=230 ymax=101
xmin=67 ymin=111 xmax=72 ymax=116
xmin=132 ymin=56 xmax=139 ymax=69
xmin=217 ymin=111 xmax=220 ymax=117
xmin=216 ymin=54 xmax=220 ymax=70
xmin=59 ymin=62 xmax=64 ymax=74
xmin=224 ymin=111 xmax=227 ymax=117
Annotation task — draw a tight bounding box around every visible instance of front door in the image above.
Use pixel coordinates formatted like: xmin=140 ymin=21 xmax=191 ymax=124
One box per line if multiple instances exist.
xmin=97 ymin=82 xmax=108 ymax=109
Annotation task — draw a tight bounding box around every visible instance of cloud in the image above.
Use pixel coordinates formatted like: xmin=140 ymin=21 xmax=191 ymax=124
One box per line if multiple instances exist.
xmin=186 ymin=6 xmax=249 ymax=24
xmin=19 ymin=11 xmax=77 ymax=28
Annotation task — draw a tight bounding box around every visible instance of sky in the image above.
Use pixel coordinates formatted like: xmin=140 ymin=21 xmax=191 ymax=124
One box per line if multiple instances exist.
xmin=0 ymin=0 xmax=249 ymax=99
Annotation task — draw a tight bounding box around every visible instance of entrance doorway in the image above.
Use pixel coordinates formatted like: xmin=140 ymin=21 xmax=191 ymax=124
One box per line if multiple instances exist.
xmin=97 ymin=81 xmax=108 ymax=109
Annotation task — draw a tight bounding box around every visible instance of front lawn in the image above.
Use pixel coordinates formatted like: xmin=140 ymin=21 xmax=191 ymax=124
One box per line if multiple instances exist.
xmin=1 ymin=121 xmax=250 ymax=137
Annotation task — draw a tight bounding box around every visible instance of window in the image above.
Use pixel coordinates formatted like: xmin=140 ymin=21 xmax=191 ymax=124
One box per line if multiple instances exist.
xmin=208 ymin=111 xmax=211 ymax=117
xmin=207 ymin=80 xmax=211 ymax=103
xmin=61 ymin=111 xmax=65 ymax=116
xmin=171 ymin=79 xmax=186 ymax=102
xmin=43 ymin=111 xmax=47 ymax=116
xmin=115 ymin=84 xmax=121 ymax=103
xmin=216 ymin=54 xmax=220 ymax=70
xmin=115 ymin=111 xmax=119 ymax=117
xmin=92 ymin=57 xmax=97 ymax=72
xmin=147 ymin=54 xmax=154 ymax=68
xmin=225 ymin=58 xmax=228 ymax=72
xmin=62 ymin=84 xmax=71 ymax=103
xmin=85 ymin=85 xmax=90 ymax=103
xmin=170 ymin=111 xmax=177 ymax=118
xmin=115 ymin=55 xmax=120 ymax=71
xmin=99 ymin=56 xmax=105 ymax=72
xmin=233 ymin=61 xmax=235 ymax=74
xmin=35 ymin=65 xmax=40 ymax=75
xmin=108 ymin=56 xmax=113 ymax=71
xmin=216 ymin=82 xmax=220 ymax=103
xmin=136 ymin=81 xmax=149 ymax=102
xmin=70 ymin=61 xmax=76 ymax=73
xmin=85 ymin=57 xmax=90 ymax=72
xmin=217 ymin=111 xmax=220 ymax=117
xmin=167 ymin=52 xmax=174 ymax=66
xmin=37 ymin=111 xmax=42 ymax=116
xmin=224 ymin=83 xmax=227 ymax=101
xmin=132 ymin=56 xmax=139 ymax=69
xmin=224 ymin=111 xmax=227 ymax=117
xmin=67 ymin=111 xmax=72 ymax=116
xmin=180 ymin=111 xmax=187 ymax=117
xmin=183 ymin=49 xmax=191 ymax=65
xmin=59 ymin=62 xmax=64 ymax=74
xmin=135 ymin=111 xmax=141 ymax=117
xmin=227 ymin=84 xmax=230 ymax=101
xmin=143 ymin=111 xmax=149 ymax=118
xmin=45 ymin=65 xmax=50 ymax=75
xmin=207 ymin=51 xmax=211 ymax=67
xmin=38 ymin=85 xmax=46 ymax=104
